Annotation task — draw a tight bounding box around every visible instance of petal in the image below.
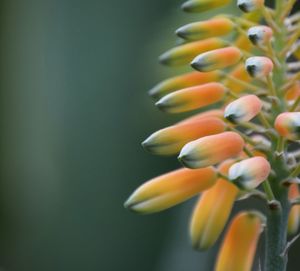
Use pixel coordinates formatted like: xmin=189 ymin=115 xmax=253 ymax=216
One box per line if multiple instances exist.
xmin=124 ymin=167 xmax=217 ymax=214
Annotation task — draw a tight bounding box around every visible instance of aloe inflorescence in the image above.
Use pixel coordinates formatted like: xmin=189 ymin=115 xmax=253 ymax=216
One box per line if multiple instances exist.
xmin=125 ymin=1 xmax=300 ymax=270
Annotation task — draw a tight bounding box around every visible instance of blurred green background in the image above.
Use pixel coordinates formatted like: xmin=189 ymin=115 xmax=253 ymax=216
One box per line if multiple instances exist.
xmin=0 ymin=0 xmax=299 ymax=271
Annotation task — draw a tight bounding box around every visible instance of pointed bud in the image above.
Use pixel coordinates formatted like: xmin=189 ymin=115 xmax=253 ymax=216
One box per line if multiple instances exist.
xmin=224 ymin=95 xmax=262 ymax=123
xmin=237 ymin=0 xmax=265 ymax=13
xmin=159 ymin=38 xmax=227 ymax=66
xmin=224 ymin=64 xmax=252 ymax=93
xmin=229 ymin=157 xmax=271 ymax=190
xmin=124 ymin=167 xmax=217 ymax=214
xmin=288 ymin=184 xmax=300 ymax=235
xmin=248 ymin=26 xmax=273 ymax=45
xmin=190 ymin=160 xmax=238 ymax=250
xmin=191 ymin=47 xmax=242 ymax=72
xmin=245 ymin=56 xmax=273 ymax=78
xmin=176 ymin=17 xmax=234 ymax=41
xmin=215 ymin=211 xmax=265 ymax=271
xmin=178 ymin=132 xmax=244 ymax=168
xmin=285 ymin=82 xmax=300 ymax=101
xmin=155 ymin=82 xmax=226 ymax=113
xmin=148 ymin=71 xmax=220 ymax=100
xmin=142 ymin=117 xmax=225 ymax=155
xmin=274 ymin=112 xmax=300 ymax=141
xmin=181 ymin=0 xmax=231 ymax=13
xmin=179 ymin=109 xmax=224 ymax=124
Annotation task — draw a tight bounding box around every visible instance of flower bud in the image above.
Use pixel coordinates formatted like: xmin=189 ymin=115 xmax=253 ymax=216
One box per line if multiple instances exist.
xmin=275 ymin=112 xmax=300 ymax=141
xmin=176 ymin=17 xmax=234 ymax=41
xmin=159 ymin=38 xmax=227 ymax=66
xmin=181 ymin=0 xmax=231 ymax=13
xmin=237 ymin=0 xmax=265 ymax=13
xmin=285 ymin=82 xmax=300 ymax=101
xmin=124 ymin=167 xmax=217 ymax=214
xmin=142 ymin=117 xmax=225 ymax=155
xmin=178 ymin=132 xmax=244 ymax=168
xmin=245 ymin=56 xmax=273 ymax=77
xmin=224 ymin=95 xmax=262 ymax=123
xmin=248 ymin=25 xmax=273 ymax=45
xmin=288 ymin=184 xmax=300 ymax=235
xmin=191 ymin=47 xmax=242 ymax=72
xmin=224 ymin=64 xmax=252 ymax=93
xmin=148 ymin=71 xmax=220 ymax=100
xmin=179 ymin=109 xmax=224 ymax=124
xmin=229 ymin=157 xmax=271 ymax=190
xmin=215 ymin=211 xmax=265 ymax=271
xmin=190 ymin=160 xmax=238 ymax=250
xmin=156 ymin=82 xmax=226 ymax=113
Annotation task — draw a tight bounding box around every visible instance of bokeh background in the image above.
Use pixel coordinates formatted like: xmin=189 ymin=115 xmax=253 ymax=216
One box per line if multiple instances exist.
xmin=0 ymin=0 xmax=299 ymax=270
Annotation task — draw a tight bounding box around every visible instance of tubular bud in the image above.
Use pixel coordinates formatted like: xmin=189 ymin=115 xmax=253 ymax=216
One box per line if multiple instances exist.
xmin=148 ymin=71 xmax=220 ymax=100
xmin=285 ymin=82 xmax=300 ymax=101
xmin=179 ymin=109 xmax=224 ymax=124
xmin=159 ymin=38 xmax=227 ymax=66
xmin=124 ymin=167 xmax=217 ymax=214
xmin=191 ymin=47 xmax=242 ymax=72
xmin=176 ymin=17 xmax=234 ymax=41
xmin=274 ymin=112 xmax=300 ymax=141
xmin=237 ymin=0 xmax=265 ymax=13
xmin=178 ymin=132 xmax=244 ymax=168
xmin=155 ymin=82 xmax=226 ymax=113
xmin=224 ymin=95 xmax=262 ymax=123
xmin=190 ymin=160 xmax=238 ymax=250
xmin=181 ymin=0 xmax=231 ymax=13
xmin=245 ymin=56 xmax=273 ymax=78
xmin=288 ymin=184 xmax=300 ymax=235
xmin=248 ymin=25 xmax=273 ymax=46
xmin=142 ymin=117 xmax=225 ymax=155
xmin=229 ymin=157 xmax=271 ymax=190
xmin=224 ymin=64 xmax=252 ymax=93
xmin=215 ymin=211 xmax=265 ymax=271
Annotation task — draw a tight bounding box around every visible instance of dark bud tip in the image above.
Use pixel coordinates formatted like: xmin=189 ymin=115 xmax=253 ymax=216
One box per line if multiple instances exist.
xmin=238 ymin=3 xmax=250 ymax=13
xmin=248 ymin=34 xmax=258 ymax=45
xmin=246 ymin=64 xmax=257 ymax=77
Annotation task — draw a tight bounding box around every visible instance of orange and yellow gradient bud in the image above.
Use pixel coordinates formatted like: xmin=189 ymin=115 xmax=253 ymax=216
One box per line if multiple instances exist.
xmin=274 ymin=112 xmax=300 ymax=141
xmin=285 ymin=82 xmax=300 ymax=101
xmin=229 ymin=157 xmax=271 ymax=190
xmin=224 ymin=95 xmax=262 ymax=123
xmin=181 ymin=0 xmax=231 ymax=13
xmin=124 ymin=167 xmax=217 ymax=214
xmin=156 ymin=82 xmax=226 ymax=113
xmin=176 ymin=17 xmax=234 ymax=41
xmin=159 ymin=38 xmax=227 ymax=66
xmin=190 ymin=160 xmax=238 ymax=250
xmin=179 ymin=109 xmax=224 ymax=124
xmin=178 ymin=131 xmax=244 ymax=168
xmin=191 ymin=47 xmax=242 ymax=72
xmin=149 ymin=71 xmax=220 ymax=100
xmin=215 ymin=211 xmax=265 ymax=271
xmin=288 ymin=184 xmax=300 ymax=235
xmin=142 ymin=117 xmax=225 ymax=155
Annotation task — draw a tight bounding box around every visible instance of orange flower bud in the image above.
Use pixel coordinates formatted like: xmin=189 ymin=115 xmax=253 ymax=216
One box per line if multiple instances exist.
xmin=124 ymin=167 xmax=217 ymax=214
xmin=159 ymin=38 xmax=227 ymax=66
xmin=215 ymin=211 xmax=265 ymax=271
xmin=190 ymin=160 xmax=238 ymax=250
xmin=155 ymin=82 xmax=226 ymax=113
xmin=288 ymin=184 xmax=300 ymax=235
xmin=285 ymin=82 xmax=300 ymax=101
xmin=245 ymin=56 xmax=273 ymax=78
xmin=224 ymin=95 xmax=262 ymax=123
xmin=181 ymin=0 xmax=231 ymax=13
xmin=274 ymin=112 xmax=300 ymax=141
xmin=224 ymin=64 xmax=252 ymax=93
xmin=179 ymin=109 xmax=224 ymax=124
xmin=229 ymin=157 xmax=271 ymax=190
xmin=176 ymin=17 xmax=234 ymax=41
xmin=149 ymin=71 xmax=220 ymax=100
xmin=191 ymin=47 xmax=242 ymax=72
xmin=178 ymin=132 xmax=244 ymax=168
xmin=248 ymin=25 xmax=273 ymax=45
xmin=142 ymin=117 xmax=225 ymax=155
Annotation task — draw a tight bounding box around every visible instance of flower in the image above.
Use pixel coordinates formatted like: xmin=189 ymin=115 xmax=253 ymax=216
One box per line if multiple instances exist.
xmin=125 ymin=0 xmax=300 ymax=270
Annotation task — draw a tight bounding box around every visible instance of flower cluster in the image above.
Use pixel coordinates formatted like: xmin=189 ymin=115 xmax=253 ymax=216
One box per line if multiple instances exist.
xmin=125 ymin=1 xmax=300 ymax=270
